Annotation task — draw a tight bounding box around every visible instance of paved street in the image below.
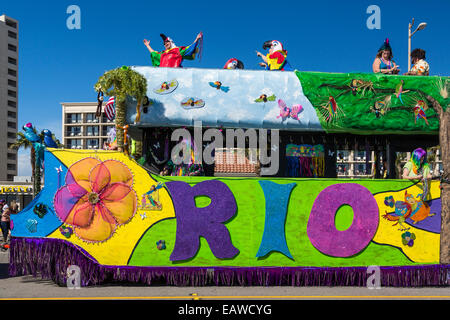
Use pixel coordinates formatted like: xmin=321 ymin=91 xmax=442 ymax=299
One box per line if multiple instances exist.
xmin=1 ymin=250 xmax=449 ymax=300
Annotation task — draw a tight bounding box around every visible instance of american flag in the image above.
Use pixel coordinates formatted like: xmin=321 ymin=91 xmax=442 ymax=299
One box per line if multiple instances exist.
xmin=104 ymin=96 xmax=116 ymax=121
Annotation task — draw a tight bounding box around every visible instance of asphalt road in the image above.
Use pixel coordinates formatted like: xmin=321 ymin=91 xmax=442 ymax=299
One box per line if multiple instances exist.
xmin=1 ymin=250 xmax=449 ymax=300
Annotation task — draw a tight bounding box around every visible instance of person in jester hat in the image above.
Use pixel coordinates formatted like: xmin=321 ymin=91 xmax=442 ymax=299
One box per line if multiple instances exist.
xmin=372 ymin=38 xmax=400 ymax=74
xmin=256 ymin=40 xmax=293 ymax=71
xmin=143 ymin=32 xmax=203 ymax=68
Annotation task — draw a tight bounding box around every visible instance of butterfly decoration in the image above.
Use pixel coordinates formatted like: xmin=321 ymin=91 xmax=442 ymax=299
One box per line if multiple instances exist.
xmin=180 ymin=98 xmax=205 ymax=109
xmin=413 ymin=100 xmax=429 ymax=125
xmin=156 ymin=240 xmax=166 ymax=250
xmin=33 ymin=203 xmax=48 ymax=219
xmin=276 ymin=99 xmax=303 ymax=120
xmin=59 ymin=225 xmax=73 ymax=238
xmin=255 ymin=94 xmax=276 ymax=103
xmin=140 ymin=212 xmax=147 ymax=220
xmin=153 ymin=79 xmax=178 ymax=94
xmin=209 ymin=81 xmax=230 ymax=92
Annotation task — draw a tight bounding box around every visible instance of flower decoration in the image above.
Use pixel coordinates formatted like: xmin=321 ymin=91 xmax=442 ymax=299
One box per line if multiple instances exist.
xmin=53 ymin=157 xmax=137 ymax=242
xmin=59 ymin=225 xmax=73 ymax=239
xmin=384 ymin=196 xmax=394 ymax=208
xmin=156 ymin=240 xmax=166 ymax=250
xmin=401 ymin=231 xmax=416 ymax=247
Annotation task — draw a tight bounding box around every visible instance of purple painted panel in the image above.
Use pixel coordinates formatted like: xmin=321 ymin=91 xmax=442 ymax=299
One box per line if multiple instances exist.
xmin=307 ymin=183 xmax=379 ymax=257
xmin=166 ymin=180 xmax=239 ymax=261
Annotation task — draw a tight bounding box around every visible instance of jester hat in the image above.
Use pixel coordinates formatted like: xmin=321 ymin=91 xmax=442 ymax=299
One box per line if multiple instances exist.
xmin=160 ymin=33 xmax=176 ymax=49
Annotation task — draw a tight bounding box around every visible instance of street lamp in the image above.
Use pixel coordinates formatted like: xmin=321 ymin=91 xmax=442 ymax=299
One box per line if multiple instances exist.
xmin=408 ymin=18 xmax=427 ymax=71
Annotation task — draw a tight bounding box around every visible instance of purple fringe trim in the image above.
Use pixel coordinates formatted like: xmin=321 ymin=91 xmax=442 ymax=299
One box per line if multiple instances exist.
xmin=8 ymin=237 xmax=450 ymax=287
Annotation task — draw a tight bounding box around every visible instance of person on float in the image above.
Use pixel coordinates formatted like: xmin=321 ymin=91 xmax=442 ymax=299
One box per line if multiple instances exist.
xmin=404 ymin=48 xmax=430 ymax=76
xmin=372 ymin=38 xmax=400 ymax=74
xmin=256 ymin=40 xmax=293 ymax=71
xmin=402 ymin=148 xmax=432 ymax=182
xmin=143 ymin=32 xmax=203 ymax=68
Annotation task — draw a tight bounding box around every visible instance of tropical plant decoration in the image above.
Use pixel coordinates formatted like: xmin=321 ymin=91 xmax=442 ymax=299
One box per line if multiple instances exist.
xmin=94 ymin=66 xmax=148 ymax=156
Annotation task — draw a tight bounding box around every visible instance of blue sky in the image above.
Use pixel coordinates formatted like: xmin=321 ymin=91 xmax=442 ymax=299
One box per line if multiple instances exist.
xmin=3 ymin=0 xmax=450 ymax=176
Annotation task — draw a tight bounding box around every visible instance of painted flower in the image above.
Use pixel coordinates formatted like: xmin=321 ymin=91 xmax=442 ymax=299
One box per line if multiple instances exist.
xmin=156 ymin=240 xmax=166 ymax=250
xmin=401 ymin=231 xmax=416 ymax=247
xmin=53 ymin=158 xmax=137 ymax=242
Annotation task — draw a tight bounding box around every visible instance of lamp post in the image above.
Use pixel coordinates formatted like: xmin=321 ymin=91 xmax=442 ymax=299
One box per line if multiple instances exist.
xmin=408 ymin=18 xmax=427 ymax=71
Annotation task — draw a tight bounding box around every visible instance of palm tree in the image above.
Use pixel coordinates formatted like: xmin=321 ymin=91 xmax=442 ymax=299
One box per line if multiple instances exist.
xmin=94 ymin=66 xmax=147 ymax=157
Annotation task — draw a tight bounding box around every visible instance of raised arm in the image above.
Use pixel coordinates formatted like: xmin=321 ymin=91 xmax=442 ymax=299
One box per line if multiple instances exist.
xmin=256 ymin=51 xmax=268 ymax=63
xmin=143 ymin=39 xmax=156 ymax=53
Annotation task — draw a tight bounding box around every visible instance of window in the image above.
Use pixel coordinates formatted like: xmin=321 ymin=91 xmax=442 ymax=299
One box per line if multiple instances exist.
xmin=66 ymin=113 xmax=82 ymax=123
xmin=8 ymin=79 xmax=17 ymax=87
xmin=7 ymin=175 xmax=14 ymax=181
xmin=8 ymin=57 xmax=17 ymax=65
xmin=87 ymin=139 xmax=99 ymax=149
xmin=7 ymin=164 xmax=16 ymax=171
xmin=8 ymin=153 xmax=17 ymax=161
xmin=85 ymin=113 xmax=98 ymax=123
xmin=8 ymin=111 xmax=16 ymax=118
xmin=102 ymin=125 xmax=115 ymax=136
xmin=8 ymin=69 xmax=17 ymax=77
xmin=8 ymin=44 xmax=17 ymax=52
xmin=8 ymin=30 xmax=17 ymax=39
xmin=68 ymin=139 xmax=83 ymax=149
xmin=5 ymin=19 xmax=17 ymax=29
xmin=8 ymin=132 xmax=16 ymax=139
xmin=67 ymin=126 xmax=82 ymax=136
xmin=86 ymin=126 xmax=99 ymax=136
xmin=8 ymin=122 xmax=16 ymax=129
xmin=8 ymin=100 xmax=16 ymax=108
xmin=8 ymin=90 xmax=16 ymax=98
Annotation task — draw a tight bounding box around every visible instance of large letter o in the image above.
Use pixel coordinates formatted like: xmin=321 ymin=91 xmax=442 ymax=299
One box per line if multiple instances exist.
xmin=307 ymin=183 xmax=379 ymax=257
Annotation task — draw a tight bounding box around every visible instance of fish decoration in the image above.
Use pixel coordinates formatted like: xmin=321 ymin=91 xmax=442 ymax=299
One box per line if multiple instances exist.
xmin=255 ymin=94 xmax=276 ymax=103
xmin=209 ymin=81 xmax=230 ymax=92
xmin=153 ymin=79 xmax=178 ymax=94
xmin=180 ymin=97 xmax=205 ymax=109
xmin=276 ymin=99 xmax=303 ymax=120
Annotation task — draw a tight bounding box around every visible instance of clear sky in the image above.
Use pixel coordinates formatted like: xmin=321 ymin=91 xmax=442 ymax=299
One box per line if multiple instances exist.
xmin=3 ymin=0 xmax=450 ymax=176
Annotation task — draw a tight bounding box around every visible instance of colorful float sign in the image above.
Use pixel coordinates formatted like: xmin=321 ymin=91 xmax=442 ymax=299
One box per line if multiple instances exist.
xmin=10 ymin=149 xmax=445 ymax=286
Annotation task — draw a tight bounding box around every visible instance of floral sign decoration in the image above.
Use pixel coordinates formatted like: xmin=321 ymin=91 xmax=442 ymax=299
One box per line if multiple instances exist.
xmin=53 ymin=157 xmax=137 ymax=242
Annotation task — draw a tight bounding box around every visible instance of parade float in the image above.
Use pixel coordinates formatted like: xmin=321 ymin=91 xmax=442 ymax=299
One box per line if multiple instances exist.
xmin=8 ymin=66 xmax=450 ymax=287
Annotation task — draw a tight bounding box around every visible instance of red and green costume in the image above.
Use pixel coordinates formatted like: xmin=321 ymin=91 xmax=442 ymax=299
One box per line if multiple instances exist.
xmin=151 ymin=42 xmax=200 ymax=68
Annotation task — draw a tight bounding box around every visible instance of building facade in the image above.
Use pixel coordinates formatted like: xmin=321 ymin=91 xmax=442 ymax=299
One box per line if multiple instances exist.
xmin=0 ymin=15 xmax=19 ymax=181
xmin=61 ymin=102 xmax=115 ymax=150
